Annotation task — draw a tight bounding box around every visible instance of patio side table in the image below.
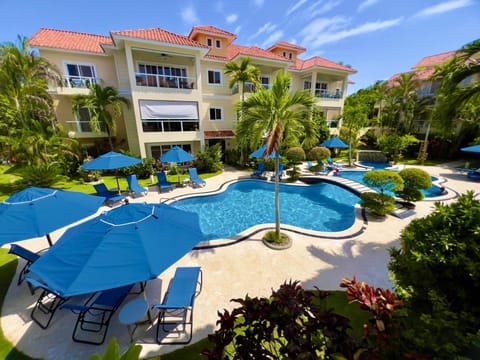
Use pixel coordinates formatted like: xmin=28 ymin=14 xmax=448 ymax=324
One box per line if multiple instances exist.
xmin=118 ymin=297 xmax=152 ymax=342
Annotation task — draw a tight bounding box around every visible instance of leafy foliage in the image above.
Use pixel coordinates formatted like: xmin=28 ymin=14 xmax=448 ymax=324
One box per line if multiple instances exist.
xmin=203 ymin=281 xmax=357 ymax=359
xmin=363 ymin=170 xmax=404 ymax=195
xmin=360 ymin=192 xmax=397 ymax=216
xmin=389 ymin=192 xmax=480 ymax=358
xmin=195 ymin=143 xmax=223 ymax=173
xmin=89 ymin=337 xmax=141 ymax=360
xmin=376 ymin=134 xmax=418 ymax=162
xmin=16 ymin=163 xmax=65 ymax=187
xmin=395 ymin=168 xmax=432 ymax=202
xmin=307 ymin=146 xmax=331 ymax=162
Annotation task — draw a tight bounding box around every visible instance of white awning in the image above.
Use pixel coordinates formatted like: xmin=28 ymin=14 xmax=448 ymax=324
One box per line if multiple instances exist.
xmin=139 ymin=100 xmax=199 ymax=120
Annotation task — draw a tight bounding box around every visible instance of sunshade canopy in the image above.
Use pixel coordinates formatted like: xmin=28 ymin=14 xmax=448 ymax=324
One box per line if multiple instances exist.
xmin=461 ymin=144 xmax=480 ymax=153
xmin=0 ymin=187 xmax=105 ymax=246
xmin=250 ymin=145 xmax=281 ymax=159
xmin=160 ymin=146 xmax=195 ymax=163
xmin=28 ymin=203 xmax=202 ymax=297
xmin=320 ymin=137 xmax=349 ymax=149
xmin=81 ymin=151 xmax=142 ymax=171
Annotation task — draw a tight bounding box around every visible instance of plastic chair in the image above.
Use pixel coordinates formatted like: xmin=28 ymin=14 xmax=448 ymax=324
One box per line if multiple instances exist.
xmin=157 ymin=171 xmax=174 ymax=192
xmin=93 ymin=183 xmax=126 ymax=206
xmin=251 ymin=162 xmax=265 ymax=178
xmin=126 ymin=174 xmax=148 ymax=197
xmin=188 ymin=168 xmax=206 ymax=187
xmin=8 ymin=244 xmax=41 ymax=285
xmin=152 ymin=267 xmax=202 ymax=344
xmin=61 ymin=284 xmax=134 ymax=345
xmin=271 ymin=163 xmax=284 ymax=181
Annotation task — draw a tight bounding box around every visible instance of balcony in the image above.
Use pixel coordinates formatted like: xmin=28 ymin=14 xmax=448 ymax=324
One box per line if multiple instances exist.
xmin=231 ymin=82 xmax=271 ymax=95
xmin=65 ymin=121 xmax=107 ymax=138
xmin=135 ymin=73 xmax=196 ymax=90
xmin=62 ymin=76 xmax=100 ymax=89
xmin=314 ymin=90 xmax=343 ymax=99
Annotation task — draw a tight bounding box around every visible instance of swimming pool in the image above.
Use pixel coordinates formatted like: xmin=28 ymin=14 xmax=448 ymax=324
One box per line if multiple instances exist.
xmin=339 ymin=170 xmax=442 ymax=198
xmin=171 ymin=180 xmax=360 ymax=241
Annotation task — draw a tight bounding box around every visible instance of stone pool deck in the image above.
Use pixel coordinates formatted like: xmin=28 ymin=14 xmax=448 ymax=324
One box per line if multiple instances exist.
xmin=1 ymin=162 xmax=479 ymax=359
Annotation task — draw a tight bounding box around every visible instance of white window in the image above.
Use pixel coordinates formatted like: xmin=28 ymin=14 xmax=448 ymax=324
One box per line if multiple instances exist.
xmin=209 ymin=107 xmax=223 ymax=121
xmin=215 ymin=39 xmax=221 ymax=48
xmin=303 ymin=81 xmax=311 ymax=90
xmin=139 ymin=100 xmax=199 ymax=132
xmin=207 ymin=38 xmax=213 ymax=47
xmin=207 ymin=69 xmax=222 ymax=85
xmin=315 ymin=82 xmax=328 ymax=97
xmin=64 ymin=62 xmax=97 ymax=88
xmin=260 ymin=76 xmax=270 ymax=89
xmin=288 ymin=52 xmax=292 ymax=59
xmin=282 ymin=51 xmax=286 ymax=57
xmin=74 ymin=107 xmax=92 ymax=132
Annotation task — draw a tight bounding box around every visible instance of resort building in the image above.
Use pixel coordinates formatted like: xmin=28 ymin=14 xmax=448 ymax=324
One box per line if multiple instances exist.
xmin=29 ymin=25 xmax=356 ymax=159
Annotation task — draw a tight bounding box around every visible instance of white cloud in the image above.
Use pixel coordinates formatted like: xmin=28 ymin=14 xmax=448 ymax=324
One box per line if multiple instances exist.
xmin=253 ymin=0 xmax=265 ymax=7
xmin=261 ymin=30 xmax=284 ymax=48
xmin=215 ymin=1 xmax=224 ymax=13
xmin=310 ymin=0 xmax=343 ymax=16
xmin=226 ymin=14 xmax=238 ymax=23
xmin=413 ymin=0 xmax=474 ymax=17
xmin=234 ymin=25 xmax=242 ymax=35
xmin=249 ymin=22 xmax=277 ymax=39
xmin=301 ymin=17 xmax=403 ymax=48
xmin=358 ymin=0 xmax=379 ymax=12
xmin=180 ymin=6 xmax=200 ymax=24
xmin=287 ymin=0 xmax=308 ymax=15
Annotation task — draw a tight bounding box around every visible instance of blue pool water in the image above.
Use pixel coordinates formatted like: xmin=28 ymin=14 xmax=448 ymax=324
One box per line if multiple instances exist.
xmin=172 ymin=180 xmax=360 ymax=240
xmin=339 ymin=170 xmax=442 ymax=198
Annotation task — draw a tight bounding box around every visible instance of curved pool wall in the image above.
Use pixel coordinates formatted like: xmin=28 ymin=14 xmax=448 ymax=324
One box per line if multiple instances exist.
xmin=170 ymin=179 xmax=361 ymax=241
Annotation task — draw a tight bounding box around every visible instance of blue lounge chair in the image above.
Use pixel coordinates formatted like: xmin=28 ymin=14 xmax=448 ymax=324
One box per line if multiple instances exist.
xmin=27 ymin=277 xmax=71 ymax=329
xmin=61 ymin=284 xmax=134 ymax=345
xmin=251 ymin=162 xmax=266 ymax=178
xmin=93 ymin=183 xmax=126 ymax=206
xmin=188 ymin=167 xmax=206 ymax=187
xmin=467 ymin=169 xmax=480 ymax=180
xmin=126 ymin=174 xmax=148 ymax=197
xmin=152 ymin=266 xmax=202 ymax=344
xmin=9 ymin=244 xmax=41 ymax=286
xmin=306 ymin=161 xmax=314 ymax=169
xmin=157 ymin=171 xmax=174 ymax=192
xmin=327 ymin=157 xmax=343 ymax=169
xmin=271 ymin=163 xmax=284 ymax=181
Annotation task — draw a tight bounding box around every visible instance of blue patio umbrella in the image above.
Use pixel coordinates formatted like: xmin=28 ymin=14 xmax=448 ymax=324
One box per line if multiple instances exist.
xmin=81 ymin=151 xmax=142 ymax=193
xmin=250 ymin=144 xmax=281 ymax=159
xmin=0 ymin=187 xmax=105 ymax=246
xmin=160 ymin=146 xmax=195 ymax=163
xmin=28 ymin=203 xmax=203 ymax=297
xmin=461 ymin=144 xmax=480 ymax=153
xmin=160 ymin=146 xmax=195 ymax=184
xmin=320 ymin=136 xmax=349 ymax=149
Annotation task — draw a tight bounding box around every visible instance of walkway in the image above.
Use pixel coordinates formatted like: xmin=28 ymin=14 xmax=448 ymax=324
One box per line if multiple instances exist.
xmin=1 ymin=163 xmax=478 ymax=359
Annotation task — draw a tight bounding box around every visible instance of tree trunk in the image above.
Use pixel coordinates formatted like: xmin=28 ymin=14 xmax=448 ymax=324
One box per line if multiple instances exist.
xmin=275 ymin=155 xmax=281 ymax=236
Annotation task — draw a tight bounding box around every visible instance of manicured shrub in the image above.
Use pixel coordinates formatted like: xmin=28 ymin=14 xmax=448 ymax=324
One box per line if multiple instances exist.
xmin=360 ymin=170 xmax=403 ymax=216
xmin=308 ymin=146 xmax=331 ymax=162
xmin=360 ymin=192 xmax=396 ymax=216
xmin=395 ymin=168 xmax=432 ymax=202
xmin=195 ymin=143 xmax=223 ymax=173
xmin=389 ymin=192 xmax=480 ymax=358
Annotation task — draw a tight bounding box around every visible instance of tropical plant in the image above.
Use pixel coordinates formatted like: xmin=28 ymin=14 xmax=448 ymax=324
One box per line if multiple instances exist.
xmin=0 ymin=36 xmax=71 ymax=166
xmin=89 ymin=337 xmax=141 ymax=360
xmin=72 ymin=84 xmax=130 ymax=150
xmin=433 ymin=39 xmax=480 ymax=133
xmin=389 ymin=72 xmax=419 ymax=134
xmin=389 ymin=192 xmax=480 ymax=358
xmin=395 ymin=168 xmax=432 ymax=203
xmin=195 ymin=143 xmax=223 ymax=173
xmin=360 ymin=170 xmax=403 ymax=216
xmin=341 ymin=93 xmax=370 ymax=166
xmin=285 ymin=146 xmax=305 ymax=180
xmin=376 ymin=133 xmax=418 ymax=162
xmin=236 ymin=72 xmax=318 ymax=240
xmin=224 ymin=56 xmax=260 ymax=103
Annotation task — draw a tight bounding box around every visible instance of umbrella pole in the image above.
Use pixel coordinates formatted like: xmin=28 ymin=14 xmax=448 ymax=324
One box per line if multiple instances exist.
xmin=46 ymin=234 xmax=53 ymax=247
xmin=115 ymin=171 xmax=121 ymax=194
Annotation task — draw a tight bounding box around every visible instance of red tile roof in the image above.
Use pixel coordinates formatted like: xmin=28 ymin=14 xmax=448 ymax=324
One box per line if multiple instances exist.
xmin=413 ymin=50 xmax=456 ymax=69
xmin=296 ymin=57 xmax=357 ymax=73
xmin=29 ymin=28 xmax=112 ymax=53
xmin=388 ymin=68 xmax=436 ymax=86
xmin=266 ymin=41 xmax=306 ymax=54
xmin=204 ymin=130 xmax=235 ymax=138
xmin=189 ymin=26 xmax=236 ymax=41
xmin=227 ymin=44 xmax=288 ymax=62
xmin=111 ymin=28 xmax=206 ymax=48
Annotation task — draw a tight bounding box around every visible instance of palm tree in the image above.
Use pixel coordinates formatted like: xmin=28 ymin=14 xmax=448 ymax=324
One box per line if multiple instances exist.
xmin=236 ymin=72 xmax=318 ymax=239
xmin=224 ymin=56 xmax=260 ymax=103
xmin=391 ymin=72 xmax=419 ymax=134
xmin=72 ymin=84 xmax=130 ymax=150
xmin=433 ymin=39 xmax=480 ymax=132
xmin=0 ymin=36 xmax=62 ymax=165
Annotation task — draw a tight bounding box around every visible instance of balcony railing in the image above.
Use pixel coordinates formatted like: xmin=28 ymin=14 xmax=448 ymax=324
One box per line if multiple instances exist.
xmin=135 ymin=73 xmax=196 ymax=90
xmin=231 ymin=82 xmax=271 ymax=94
xmin=142 ymin=119 xmax=199 ymax=132
xmin=65 ymin=121 xmax=106 ymax=134
xmin=62 ymin=76 xmax=99 ymax=89
xmin=314 ymin=90 xmax=343 ymax=99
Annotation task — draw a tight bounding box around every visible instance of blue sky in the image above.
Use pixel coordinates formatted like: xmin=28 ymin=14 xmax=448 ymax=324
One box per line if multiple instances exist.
xmin=0 ymin=0 xmax=478 ymax=93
